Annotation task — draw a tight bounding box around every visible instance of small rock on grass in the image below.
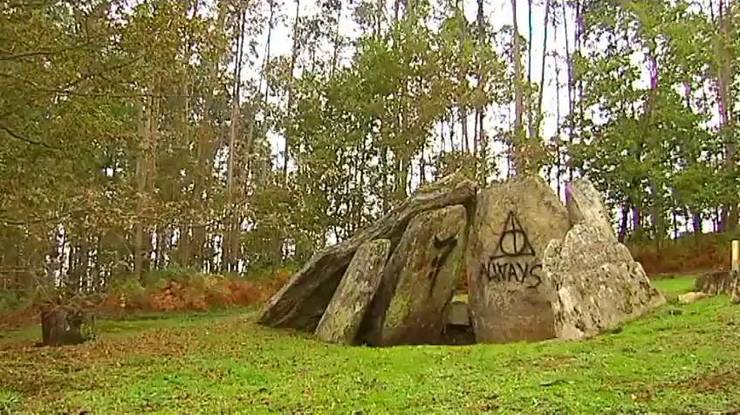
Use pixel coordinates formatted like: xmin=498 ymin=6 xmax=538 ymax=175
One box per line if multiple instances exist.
xmin=678 ymin=292 xmax=709 ymax=305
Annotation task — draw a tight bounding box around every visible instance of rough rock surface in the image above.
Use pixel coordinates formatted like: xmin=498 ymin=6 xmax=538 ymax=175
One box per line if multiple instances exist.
xmin=447 ymin=300 xmax=470 ymax=326
xmin=566 ymin=179 xmax=615 ymax=239
xmin=544 ymin=225 xmax=665 ymax=340
xmin=466 ymin=175 xmax=571 ymax=343
xmin=695 ymin=270 xmax=739 ymax=298
xmin=363 ymin=205 xmax=467 ymax=346
xmin=314 ymin=239 xmax=391 ymax=344
xmin=678 ymin=292 xmax=709 ymax=305
xmin=258 ymin=174 xmax=477 ymax=331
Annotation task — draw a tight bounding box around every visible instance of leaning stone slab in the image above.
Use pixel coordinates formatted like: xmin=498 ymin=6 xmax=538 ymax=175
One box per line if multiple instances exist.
xmin=544 ymin=224 xmax=665 ymax=340
xmin=364 ymin=205 xmax=467 ymax=346
xmin=466 ymin=175 xmax=571 ymax=343
xmin=314 ymin=239 xmax=391 ymax=344
xmin=258 ymin=173 xmax=477 ymax=331
xmin=566 ymin=179 xmax=615 ymax=240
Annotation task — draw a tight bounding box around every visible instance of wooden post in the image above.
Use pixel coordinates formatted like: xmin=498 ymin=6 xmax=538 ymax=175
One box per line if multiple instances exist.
xmin=732 ymin=240 xmax=739 ymax=272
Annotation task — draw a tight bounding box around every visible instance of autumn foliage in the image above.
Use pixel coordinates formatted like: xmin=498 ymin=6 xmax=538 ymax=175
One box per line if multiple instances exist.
xmin=631 ymin=232 xmax=739 ymax=276
xmin=0 ymin=270 xmax=291 ymax=330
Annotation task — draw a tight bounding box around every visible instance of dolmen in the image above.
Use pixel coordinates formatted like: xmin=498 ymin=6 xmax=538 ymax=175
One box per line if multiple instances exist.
xmin=258 ymin=174 xmax=665 ymax=345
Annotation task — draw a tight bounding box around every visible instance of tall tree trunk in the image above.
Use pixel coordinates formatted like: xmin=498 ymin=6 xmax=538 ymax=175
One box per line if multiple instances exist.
xmin=632 ymin=204 xmax=642 ymax=237
xmin=283 ymin=0 xmax=301 ymax=183
xmin=224 ymin=8 xmax=247 ymax=273
xmin=562 ymin=0 xmax=576 ymax=181
xmin=618 ymin=202 xmax=629 ymax=243
xmin=457 ymin=2 xmax=469 ymax=153
xmin=536 ymin=0 xmax=551 ymax=137
xmin=693 ymin=212 xmax=703 ymax=236
xmin=526 ymin=0 xmax=534 ymax=140
xmin=554 ymin=25 xmax=563 ymax=195
xmin=511 ymin=0 xmax=525 ymax=174
xmin=475 ymin=0 xmax=487 ymax=183
xmin=716 ymin=0 xmax=737 ymax=231
xmin=134 ymin=94 xmax=158 ymax=282
xmin=330 ymin=1 xmax=343 ymax=76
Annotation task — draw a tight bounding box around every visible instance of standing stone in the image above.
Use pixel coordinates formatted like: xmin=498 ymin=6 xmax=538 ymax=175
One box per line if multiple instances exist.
xmin=545 ymin=181 xmax=666 ymax=340
xmin=566 ymin=179 xmax=615 ymax=240
xmin=364 ymin=205 xmax=467 ymax=346
xmin=314 ymin=239 xmax=391 ymax=344
xmin=466 ymin=176 xmax=570 ymax=343
xmin=258 ymin=173 xmax=476 ymax=331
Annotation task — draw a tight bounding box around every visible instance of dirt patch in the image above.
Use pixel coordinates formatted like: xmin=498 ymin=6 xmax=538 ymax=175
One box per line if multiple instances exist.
xmin=679 ymin=368 xmax=740 ymax=394
xmin=537 ymin=354 xmax=577 ymax=369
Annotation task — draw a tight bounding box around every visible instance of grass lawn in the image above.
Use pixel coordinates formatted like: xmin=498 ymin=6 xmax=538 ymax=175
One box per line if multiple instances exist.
xmin=1 ymin=276 xmax=738 ymax=414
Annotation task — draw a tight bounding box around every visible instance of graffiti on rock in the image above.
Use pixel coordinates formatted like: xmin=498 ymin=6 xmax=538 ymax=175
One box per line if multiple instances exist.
xmin=427 ymin=234 xmax=458 ymax=294
xmin=482 ymin=211 xmax=542 ymax=288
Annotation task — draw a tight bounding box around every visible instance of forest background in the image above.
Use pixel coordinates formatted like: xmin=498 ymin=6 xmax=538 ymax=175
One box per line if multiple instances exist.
xmin=1 ymin=0 xmax=738 ymax=307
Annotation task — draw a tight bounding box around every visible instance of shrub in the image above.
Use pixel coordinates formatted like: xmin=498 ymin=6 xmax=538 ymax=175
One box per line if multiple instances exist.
xmin=0 ymin=290 xmax=25 ymax=313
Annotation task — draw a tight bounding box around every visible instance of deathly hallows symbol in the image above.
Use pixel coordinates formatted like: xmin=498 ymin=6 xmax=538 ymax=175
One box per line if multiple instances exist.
xmin=491 ymin=211 xmax=535 ymax=259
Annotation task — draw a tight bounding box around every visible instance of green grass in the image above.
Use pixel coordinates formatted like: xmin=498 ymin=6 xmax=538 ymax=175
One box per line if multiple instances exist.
xmin=1 ymin=276 xmax=738 ymax=414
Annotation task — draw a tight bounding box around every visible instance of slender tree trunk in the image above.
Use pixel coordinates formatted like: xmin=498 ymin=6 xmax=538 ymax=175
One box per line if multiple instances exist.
xmin=526 ymin=0 xmax=534 ymax=140
xmin=283 ymin=0 xmax=301 ymax=182
xmin=562 ymin=0 xmax=575 ymax=181
xmin=475 ymin=0 xmax=486 ymax=182
xmin=536 ymin=0 xmax=551 ymax=137
xmin=511 ymin=0 xmax=525 ymax=174
xmin=716 ymin=0 xmax=737 ymax=231
xmin=330 ymin=1 xmax=343 ymax=76
xmin=224 ymin=8 xmax=247 ymax=273
xmin=134 ymin=95 xmax=156 ymax=282
xmin=457 ymin=3 xmax=469 ymax=153
xmin=632 ymin=205 xmax=641 ymax=237
xmin=554 ymin=30 xmax=563 ymax=195
xmin=618 ymin=202 xmax=629 ymax=243
xmin=693 ymin=212 xmax=702 ymax=236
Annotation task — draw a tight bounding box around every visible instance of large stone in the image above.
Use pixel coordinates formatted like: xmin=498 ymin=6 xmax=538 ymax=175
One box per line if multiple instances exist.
xmin=566 ymin=179 xmax=615 ymax=240
xmin=544 ymin=224 xmax=665 ymax=340
xmin=258 ymin=173 xmax=477 ymax=331
xmin=314 ymin=239 xmax=391 ymax=344
xmin=363 ymin=205 xmax=467 ymax=346
xmin=466 ymin=175 xmax=571 ymax=343
xmin=447 ymin=300 xmax=470 ymax=326
xmin=695 ymin=270 xmax=739 ymax=297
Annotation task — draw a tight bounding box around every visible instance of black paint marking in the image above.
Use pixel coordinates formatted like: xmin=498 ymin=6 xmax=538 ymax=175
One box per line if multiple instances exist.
xmin=428 ymin=234 xmax=458 ymax=294
xmin=492 ymin=211 xmax=536 ymax=259
xmin=481 ymin=211 xmax=543 ymax=289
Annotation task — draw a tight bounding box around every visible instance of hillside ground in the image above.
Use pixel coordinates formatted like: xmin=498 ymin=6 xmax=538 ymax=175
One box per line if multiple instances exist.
xmin=1 ymin=276 xmax=739 ymax=414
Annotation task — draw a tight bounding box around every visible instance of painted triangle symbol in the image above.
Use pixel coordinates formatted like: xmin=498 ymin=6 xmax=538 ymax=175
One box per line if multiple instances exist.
xmin=491 ymin=211 xmax=536 ymax=259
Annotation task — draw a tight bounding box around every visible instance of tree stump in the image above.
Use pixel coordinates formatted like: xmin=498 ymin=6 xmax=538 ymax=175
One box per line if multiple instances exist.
xmin=40 ymin=306 xmax=95 ymax=347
